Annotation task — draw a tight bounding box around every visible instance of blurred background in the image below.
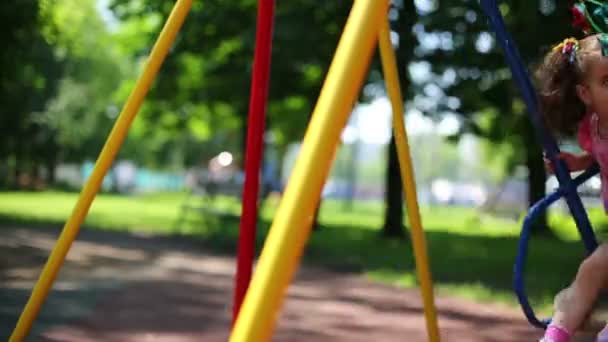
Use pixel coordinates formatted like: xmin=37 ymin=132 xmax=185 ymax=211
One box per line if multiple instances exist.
xmin=2 ymin=0 xmax=608 ymax=338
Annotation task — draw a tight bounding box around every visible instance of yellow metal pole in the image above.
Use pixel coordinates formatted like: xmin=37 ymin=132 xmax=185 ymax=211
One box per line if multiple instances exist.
xmin=229 ymin=0 xmax=389 ymax=340
xmin=9 ymin=1 xmax=193 ymax=340
xmin=378 ymin=20 xmax=441 ymax=342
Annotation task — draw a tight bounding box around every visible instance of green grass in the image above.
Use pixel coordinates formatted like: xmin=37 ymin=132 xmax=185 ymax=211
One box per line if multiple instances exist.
xmin=1 ymin=190 xmax=606 ymax=315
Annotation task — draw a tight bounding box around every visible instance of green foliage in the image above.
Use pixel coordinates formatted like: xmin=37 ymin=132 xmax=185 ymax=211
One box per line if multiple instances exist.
xmin=107 ymin=0 xmax=355 ymax=166
xmin=0 ymin=0 xmax=136 ymax=188
xmin=415 ymin=0 xmax=575 ymax=167
xmin=409 ymin=0 xmax=582 ymax=233
xmin=0 ymin=1 xmax=62 ymax=181
xmin=39 ymin=0 xmax=128 ymax=163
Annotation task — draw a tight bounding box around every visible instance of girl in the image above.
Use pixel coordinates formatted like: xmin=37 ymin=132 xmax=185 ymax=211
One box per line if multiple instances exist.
xmin=538 ymin=34 xmax=608 ymax=342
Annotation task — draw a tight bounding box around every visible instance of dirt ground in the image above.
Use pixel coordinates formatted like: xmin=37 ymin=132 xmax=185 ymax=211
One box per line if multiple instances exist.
xmin=0 ymin=225 xmax=550 ymax=341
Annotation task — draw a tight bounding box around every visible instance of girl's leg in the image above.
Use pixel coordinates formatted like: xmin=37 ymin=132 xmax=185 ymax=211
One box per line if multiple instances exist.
xmin=542 ymin=244 xmax=608 ymax=341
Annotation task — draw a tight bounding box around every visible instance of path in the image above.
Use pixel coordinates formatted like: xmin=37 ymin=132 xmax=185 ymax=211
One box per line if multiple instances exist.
xmin=0 ymin=225 xmax=545 ymax=341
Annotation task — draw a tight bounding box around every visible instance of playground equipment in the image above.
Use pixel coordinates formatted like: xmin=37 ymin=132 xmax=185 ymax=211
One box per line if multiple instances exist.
xmin=480 ymin=0 xmax=600 ymax=329
xmin=10 ymin=0 xmax=442 ymax=341
xmin=229 ymin=0 xmax=440 ymax=341
xmin=232 ymin=0 xmax=274 ymax=323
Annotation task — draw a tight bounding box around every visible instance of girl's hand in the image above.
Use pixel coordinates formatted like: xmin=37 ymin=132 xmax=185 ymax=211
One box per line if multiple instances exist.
xmin=544 ymin=152 xmax=594 ymax=173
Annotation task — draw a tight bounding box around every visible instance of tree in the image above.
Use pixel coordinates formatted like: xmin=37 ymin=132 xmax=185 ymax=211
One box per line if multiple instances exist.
xmin=0 ymin=1 xmax=62 ymax=188
xmin=0 ymin=0 xmax=134 ymax=188
xmin=107 ymin=0 xmax=355 ymax=169
xmin=40 ymin=0 xmax=127 ymax=175
xmin=380 ymin=0 xmax=418 ymax=239
xmin=414 ymin=0 xmax=576 ymax=234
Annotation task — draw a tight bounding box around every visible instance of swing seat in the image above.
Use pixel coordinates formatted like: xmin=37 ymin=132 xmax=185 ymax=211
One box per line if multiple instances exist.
xmin=479 ymin=0 xmax=603 ymax=330
xmin=514 ymin=164 xmax=599 ymax=329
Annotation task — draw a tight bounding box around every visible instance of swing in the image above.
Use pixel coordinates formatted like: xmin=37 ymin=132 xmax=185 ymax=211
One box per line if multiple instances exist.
xmin=479 ymin=0 xmax=601 ymax=329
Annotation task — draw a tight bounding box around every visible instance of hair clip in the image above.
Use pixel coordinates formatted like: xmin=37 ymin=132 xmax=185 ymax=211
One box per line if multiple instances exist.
xmin=553 ymin=38 xmax=579 ymax=64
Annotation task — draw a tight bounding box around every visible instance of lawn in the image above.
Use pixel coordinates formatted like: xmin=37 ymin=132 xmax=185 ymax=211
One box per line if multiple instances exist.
xmin=1 ymin=190 xmax=606 ymax=317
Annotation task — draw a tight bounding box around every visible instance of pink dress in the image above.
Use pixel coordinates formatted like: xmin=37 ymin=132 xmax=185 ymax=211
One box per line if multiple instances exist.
xmin=578 ymin=113 xmax=608 ymax=211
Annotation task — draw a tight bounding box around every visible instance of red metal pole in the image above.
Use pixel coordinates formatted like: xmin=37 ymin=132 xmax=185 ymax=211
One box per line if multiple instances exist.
xmin=232 ymin=0 xmax=275 ymax=324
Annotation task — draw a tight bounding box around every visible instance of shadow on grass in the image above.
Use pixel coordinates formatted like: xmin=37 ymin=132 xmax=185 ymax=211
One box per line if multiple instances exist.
xmin=0 ymin=211 xmax=588 ymax=315
xmin=178 ymin=214 xmax=588 ymax=311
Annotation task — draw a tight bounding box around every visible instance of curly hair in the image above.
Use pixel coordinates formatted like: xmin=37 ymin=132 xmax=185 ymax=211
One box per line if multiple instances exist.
xmin=536 ymin=34 xmax=601 ymax=138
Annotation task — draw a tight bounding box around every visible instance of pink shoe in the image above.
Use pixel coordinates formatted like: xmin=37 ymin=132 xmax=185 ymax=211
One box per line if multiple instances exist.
xmin=540 ymin=324 xmax=570 ymax=342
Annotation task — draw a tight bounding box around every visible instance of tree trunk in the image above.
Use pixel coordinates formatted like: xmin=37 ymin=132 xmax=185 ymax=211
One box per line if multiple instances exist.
xmin=380 ymin=2 xmax=415 ymax=238
xmin=312 ymin=199 xmax=322 ymax=231
xmin=46 ymin=153 xmax=57 ymax=185
xmin=241 ymin=114 xmax=248 ymax=170
xmin=524 ymin=119 xmax=552 ymax=236
xmin=344 ymin=141 xmax=358 ymax=211
xmin=382 ymin=135 xmax=406 ymax=238
xmin=13 ymin=158 xmax=21 ymax=189
xmin=13 ymin=140 xmax=23 ymax=190
xmin=31 ymin=159 xmax=40 ymax=190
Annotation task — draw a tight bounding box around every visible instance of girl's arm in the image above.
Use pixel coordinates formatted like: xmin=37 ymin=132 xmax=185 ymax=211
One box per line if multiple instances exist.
xmin=546 ymin=152 xmax=594 ymax=173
